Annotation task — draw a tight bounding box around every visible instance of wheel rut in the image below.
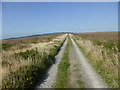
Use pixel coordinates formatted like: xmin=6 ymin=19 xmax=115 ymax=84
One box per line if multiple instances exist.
xmin=35 ymin=38 xmax=68 ymax=88
xmin=70 ymin=37 xmax=107 ymax=88
xmin=68 ymin=42 xmax=84 ymax=88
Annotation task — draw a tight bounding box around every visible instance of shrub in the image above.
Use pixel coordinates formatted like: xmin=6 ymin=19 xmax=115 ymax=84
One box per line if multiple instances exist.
xmin=2 ymin=43 xmax=13 ymax=50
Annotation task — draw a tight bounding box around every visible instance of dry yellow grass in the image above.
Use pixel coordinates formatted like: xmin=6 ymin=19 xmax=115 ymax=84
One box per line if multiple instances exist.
xmin=72 ymin=32 xmax=119 ymax=88
xmin=1 ymin=33 xmax=67 ymax=88
xmin=73 ymin=31 xmax=119 ymax=43
xmin=2 ymin=33 xmax=67 ymax=56
xmin=2 ymin=34 xmax=67 ymax=77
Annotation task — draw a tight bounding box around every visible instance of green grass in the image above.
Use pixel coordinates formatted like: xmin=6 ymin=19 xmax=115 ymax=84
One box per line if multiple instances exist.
xmin=92 ymin=39 xmax=118 ymax=53
xmin=54 ymin=38 xmax=70 ymax=88
xmin=18 ymin=45 xmax=28 ymax=49
xmin=77 ymin=79 xmax=84 ymax=88
xmin=2 ymin=43 xmax=13 ymax=50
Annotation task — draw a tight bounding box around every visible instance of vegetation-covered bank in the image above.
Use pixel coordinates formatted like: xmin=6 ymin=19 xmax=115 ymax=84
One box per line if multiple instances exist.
xmin=2 ymin=34 xmax=67 ymax=88
xmin=72 ymin=32 xmax=119 ymax=88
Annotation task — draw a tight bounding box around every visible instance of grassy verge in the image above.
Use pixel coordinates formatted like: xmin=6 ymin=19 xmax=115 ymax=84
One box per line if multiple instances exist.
xmin=72 ymin=36 xmax=118 ymax=88
xmin=73 ymin=33 xmax=119 ymax=53
xmin=92 ymin=39 xmax=119 ymax=53
xmin=2 ymin=33 xmax=65 ymax=51
xmin=54 ymin=38 xmax=70 ymax=88
xmin=2 ymin=38 xmax=66 ymax=88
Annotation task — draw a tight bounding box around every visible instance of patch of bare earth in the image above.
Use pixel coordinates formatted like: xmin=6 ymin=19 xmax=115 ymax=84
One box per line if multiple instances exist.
xmin=68 ymin=43 xmax=84 ymax=88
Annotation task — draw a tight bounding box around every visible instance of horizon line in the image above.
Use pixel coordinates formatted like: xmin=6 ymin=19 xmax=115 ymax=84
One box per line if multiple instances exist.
xmin=2 ymin=30 xmax=119 ymax=40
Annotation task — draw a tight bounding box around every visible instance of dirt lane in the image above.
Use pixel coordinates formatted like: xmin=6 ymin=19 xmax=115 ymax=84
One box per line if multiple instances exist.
xmin=68 ymin=42 xmax=84 ymax=88
xmin=35 ymin=37 xmax=68 ymax=88
xmin=35 ymin=36 xmax=107 ymax=88
xmin=70 ymin=37 xmax=107 ymax=88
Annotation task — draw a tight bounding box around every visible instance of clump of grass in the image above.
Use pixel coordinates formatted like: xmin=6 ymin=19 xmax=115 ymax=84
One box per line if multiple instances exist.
xmin=77 ymin=80 xmax=84 ymax=88
xmin=14 ymin=49 xmax=41 ymax=60
xmin=18 ymin=45 xmax=28 ymax=49
xmin=2 ymin=43 xmax=13 ymax=50
xmin=54 ymin=39 xmax=70 ymax=88
xmin=92 ymin=40 xmax=118 ymax=52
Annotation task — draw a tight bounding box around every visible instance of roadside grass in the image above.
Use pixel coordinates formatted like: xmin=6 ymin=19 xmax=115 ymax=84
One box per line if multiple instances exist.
xmin=73 ymin=32 xmax=119 ymax=53
xmin=73 ymin=31 xmax=118 ymax=42
xmin=72 ymin=34 xmax=118 ymax=88
xmin=92 ymin=39 xmax=119 ymax=53
xmin=76 ymin=42 xmax=118 ymax=88
xmin=2 ymin=34 xmax=67 ymax=88
xmin=54 ymin=38 xmax=70 ymax=88
xmin=2 ymin=48 xmax=55 ymax=88
xmin=76 ymin=79 xmax=84 ymax=88
xmin=2 ymin=33 xmax=65 ymax=51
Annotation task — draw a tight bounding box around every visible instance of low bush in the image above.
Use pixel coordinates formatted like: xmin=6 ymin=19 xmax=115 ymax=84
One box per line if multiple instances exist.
xmin=2 ymin=43 xmax=13 ymax=50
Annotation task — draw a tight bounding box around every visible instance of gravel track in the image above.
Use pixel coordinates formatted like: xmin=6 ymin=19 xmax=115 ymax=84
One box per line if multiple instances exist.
xmin=70 ymin=37 xmax=107 ymax=88
xmin=35 ymin=36 xmax=107 ymax=88
xmin=68 ymin=43 xmax=84 ymax=88
xmin=35 ymin=38 xmax=68 ymax=88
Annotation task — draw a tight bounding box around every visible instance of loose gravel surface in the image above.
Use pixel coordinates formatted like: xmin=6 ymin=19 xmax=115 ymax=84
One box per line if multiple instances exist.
xmin=35 ymin=38 xmax=68 ymax=88
xmin=70 ymin=37 xmax=107 ymax=88
xmin=68 ymin=43 xmax=84 ymax=88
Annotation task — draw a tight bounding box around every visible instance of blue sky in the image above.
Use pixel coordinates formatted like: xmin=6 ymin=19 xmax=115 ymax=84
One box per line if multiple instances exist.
xmin=2 ymin=2 xmax=118 ymax=39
